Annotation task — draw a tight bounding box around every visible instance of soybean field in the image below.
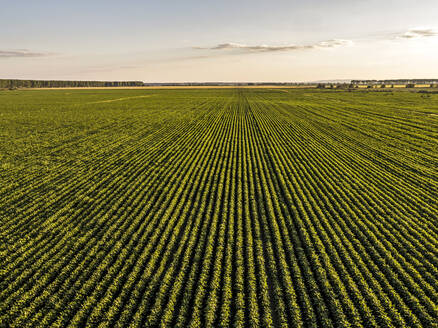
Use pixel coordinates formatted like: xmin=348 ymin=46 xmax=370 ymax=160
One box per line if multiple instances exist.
xmin=0 ymin=88 xmax=437 ymax=328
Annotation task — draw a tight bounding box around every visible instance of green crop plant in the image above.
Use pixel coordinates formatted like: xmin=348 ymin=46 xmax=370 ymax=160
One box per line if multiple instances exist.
xmin=0 ymin=88 xmax=437 ymax=327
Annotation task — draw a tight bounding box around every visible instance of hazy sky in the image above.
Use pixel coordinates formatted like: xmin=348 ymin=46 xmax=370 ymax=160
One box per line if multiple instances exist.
xmin=1 ymin=0 xmax=438 ymax=82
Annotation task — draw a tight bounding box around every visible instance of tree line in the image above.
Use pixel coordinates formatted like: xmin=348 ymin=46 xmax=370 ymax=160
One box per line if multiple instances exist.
xmin=0 ymin=79 xmax=144 ymax=89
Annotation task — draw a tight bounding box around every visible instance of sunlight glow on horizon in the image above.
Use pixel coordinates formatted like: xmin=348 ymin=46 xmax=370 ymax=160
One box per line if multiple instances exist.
xmin=1 ymin=1 xmax=437 ymax=82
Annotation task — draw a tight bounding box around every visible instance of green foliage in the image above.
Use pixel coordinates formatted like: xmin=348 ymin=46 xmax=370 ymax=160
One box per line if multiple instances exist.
xmin=0 ymin=88 xmax=437 ymax=327
xmin=0 ymin=79 xmax=144 ymax=89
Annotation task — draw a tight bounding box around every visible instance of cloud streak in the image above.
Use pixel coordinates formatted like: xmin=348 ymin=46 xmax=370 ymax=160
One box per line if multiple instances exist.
xmin=195 ymin=39 xmax=353 ymax=53
xmin=194 ymin=27 xmax=438 ymax=55
xmin=0 ymin=49 xmax=50 ymax=58
xmin=397 ymin=28 xmax=438 ymax=39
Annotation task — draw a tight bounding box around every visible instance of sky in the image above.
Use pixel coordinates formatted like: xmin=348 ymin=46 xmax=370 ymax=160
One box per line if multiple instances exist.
xmin=1 ymin=0 xmax=438 ymax=82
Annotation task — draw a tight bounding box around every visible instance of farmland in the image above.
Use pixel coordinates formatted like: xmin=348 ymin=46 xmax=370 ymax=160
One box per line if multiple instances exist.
xmin=0 ymin=88 xmax=437 ymax=327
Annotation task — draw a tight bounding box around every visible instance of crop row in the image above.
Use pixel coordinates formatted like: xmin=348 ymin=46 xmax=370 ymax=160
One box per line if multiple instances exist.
xmin=1 ymin=88 xmax=436 ymax=327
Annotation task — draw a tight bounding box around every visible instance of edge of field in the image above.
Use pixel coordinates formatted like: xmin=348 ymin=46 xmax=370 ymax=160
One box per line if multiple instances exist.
xmin=4 ymin=85 xmax=318 ymax=90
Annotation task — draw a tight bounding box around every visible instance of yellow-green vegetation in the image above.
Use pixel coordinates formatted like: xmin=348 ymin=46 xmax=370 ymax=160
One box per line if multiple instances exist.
xmin=0 ymin=88 xmax=437 ymax=327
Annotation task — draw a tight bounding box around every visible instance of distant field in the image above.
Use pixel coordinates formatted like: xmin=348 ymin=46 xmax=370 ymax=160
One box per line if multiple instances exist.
xmin=0 ymin=88 xmax=437 ymax=327
xmin=16 ymin=85 xmax=319 ymax=90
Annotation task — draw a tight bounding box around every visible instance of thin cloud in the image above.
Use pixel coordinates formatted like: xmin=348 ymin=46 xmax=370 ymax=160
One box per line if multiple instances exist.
xmin=397 ymin=28 xmax=438 ymax=39
xmin=0 ymin=49 xmax=50 ymax=58
xmin=195 ymin=39 xmax=353 ymax=53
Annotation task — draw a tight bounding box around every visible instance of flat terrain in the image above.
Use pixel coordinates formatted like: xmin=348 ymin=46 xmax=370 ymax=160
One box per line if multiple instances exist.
xmin=0 ymin=88 xmax=437 ymax=327
xmin=17 ymin=85 xmax=318 ymax=90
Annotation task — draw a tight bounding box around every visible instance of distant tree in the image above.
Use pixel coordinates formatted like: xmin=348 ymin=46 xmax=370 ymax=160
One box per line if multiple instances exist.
xmin=0 ymin=79 xmax=144 ymax=88
xmin=338 ymin=83 xmax=353 ymax=89
xmin=406 ymin=83 xmax=415 ymax=88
